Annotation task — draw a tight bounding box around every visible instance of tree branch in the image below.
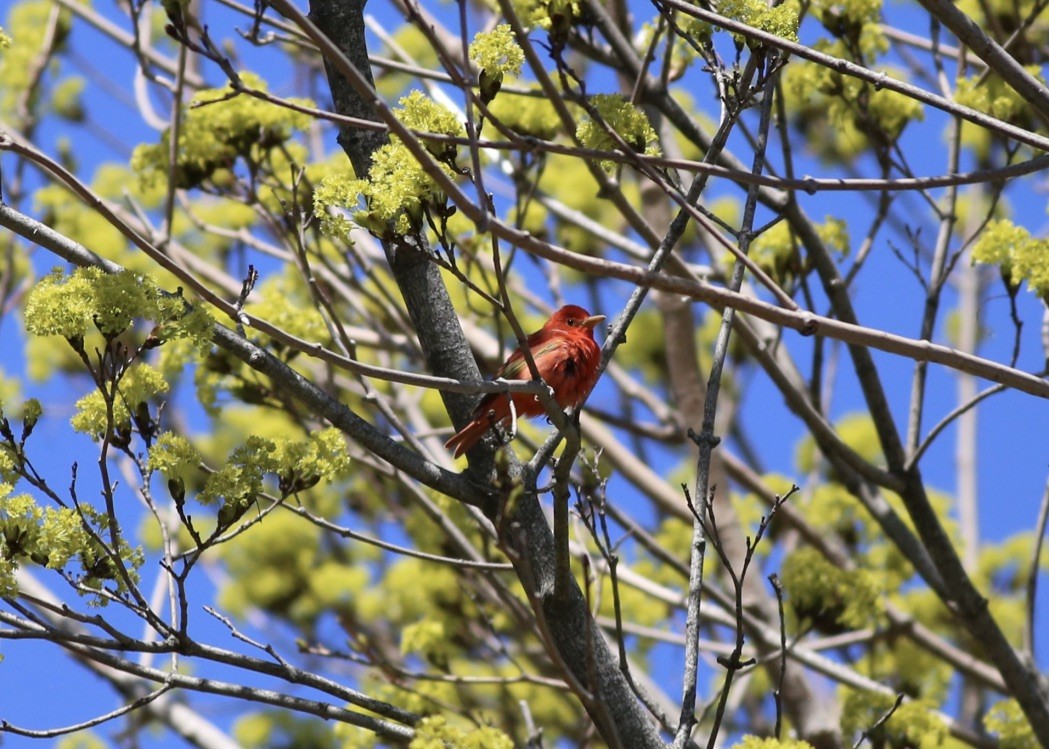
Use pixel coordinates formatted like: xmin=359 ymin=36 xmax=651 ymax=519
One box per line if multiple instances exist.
xmin=294 ymin=1 xmax=667 ymax=744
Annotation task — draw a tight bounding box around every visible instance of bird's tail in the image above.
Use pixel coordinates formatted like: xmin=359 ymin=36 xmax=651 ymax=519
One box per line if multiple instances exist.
xmin=444 ymin=416 xmax=492 ymax=459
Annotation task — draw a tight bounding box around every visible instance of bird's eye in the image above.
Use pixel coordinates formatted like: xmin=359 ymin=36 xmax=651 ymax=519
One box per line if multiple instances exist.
xmin=567 ymin=318 xmax=577 ymax=326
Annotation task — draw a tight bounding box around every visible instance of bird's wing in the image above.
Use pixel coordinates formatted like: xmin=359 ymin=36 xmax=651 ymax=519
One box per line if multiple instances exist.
xmin=495 ymin=336 xmax=563 ymax=380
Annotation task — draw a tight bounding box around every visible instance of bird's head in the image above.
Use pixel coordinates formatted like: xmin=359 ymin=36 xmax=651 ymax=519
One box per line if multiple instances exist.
xmin=548 ymin=305 xmax=606 ymax=336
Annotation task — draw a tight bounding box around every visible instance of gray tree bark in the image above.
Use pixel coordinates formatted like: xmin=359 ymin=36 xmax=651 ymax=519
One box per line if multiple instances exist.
xmin=304 ymin=2 xmax=667 ymax=745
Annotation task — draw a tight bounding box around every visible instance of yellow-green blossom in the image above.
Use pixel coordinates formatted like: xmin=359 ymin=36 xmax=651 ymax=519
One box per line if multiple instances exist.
xmin=469 ymin=25 xmax=523 ymax=77
xmin=781 ymin=546 xmax=885 ymax=630
xmin=576 ymin=94 xmax=659 ymax=170
xmin=409 ymin=716 xmax=513 ymax=749
xmin=842 ymin=692 xmax=947 ymax=748
xmin=71 ymin=364 xmax=170 ymax=437
xmin=270 ymin=428 xmax=351 ymax=494
xmin=984 ymin=699 xmax=1038 ymax=749
xmin=148 ymin=432 xmax=202 ymax=482
xmin=469 ymin=24 xmax=524 ymax=102
xmin=401 ymin=618 xmax=449 ymax=662
xmin=732 ymin=738 xmax=815 ymax=749
xmin=25 ymin=267 xmax=214 ymax=347
xmin=132 ymin=72 xmax=314 ymax=189
xmin=973 ymin=219 xmax=1049 ymax=296
xmin=720 ymin=0 xmax=800 ymax=43
xmin=316 ymin=92 xmax=462 ymax=238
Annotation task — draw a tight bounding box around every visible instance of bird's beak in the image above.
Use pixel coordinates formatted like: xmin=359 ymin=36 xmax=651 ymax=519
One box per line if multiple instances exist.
xmin=582 ymin=314 xmax=606 ymax=329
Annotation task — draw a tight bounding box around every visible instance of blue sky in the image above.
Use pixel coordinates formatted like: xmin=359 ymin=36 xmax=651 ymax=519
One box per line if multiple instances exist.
xmin=2 ymin=0 xmax=1049 ymax=745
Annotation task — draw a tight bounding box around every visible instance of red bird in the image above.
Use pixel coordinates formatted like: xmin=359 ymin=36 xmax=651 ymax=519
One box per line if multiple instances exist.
xmin=445 ymin=305 xmax=606 ymax=458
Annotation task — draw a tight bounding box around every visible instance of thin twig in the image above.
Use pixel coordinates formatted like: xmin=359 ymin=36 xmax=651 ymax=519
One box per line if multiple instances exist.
xmin=0 ymin=685 xmax=174 ymax=739
xmin=1024 ymin=478 xmax=1049 ymax=658
xmin=852 ymin=693 xmax=905 ymax=749
xmin=768 ymin=572 xmax=787 ymax=739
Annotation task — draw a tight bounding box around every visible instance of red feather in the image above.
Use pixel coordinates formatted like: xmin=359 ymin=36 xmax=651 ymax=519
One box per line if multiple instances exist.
xmin=445 ymin=305 xmax=605 ymax=458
